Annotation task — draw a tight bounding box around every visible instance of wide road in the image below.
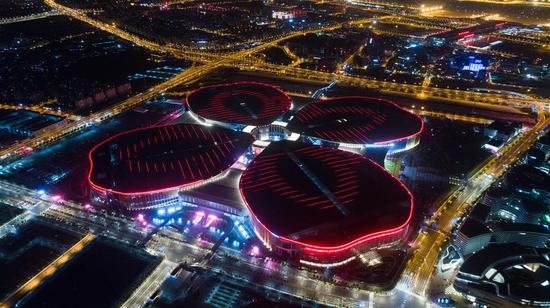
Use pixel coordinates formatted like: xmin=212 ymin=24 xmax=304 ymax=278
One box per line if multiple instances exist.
xmin=3 ymin=0 xmax=543 ymax=305
xmin=44 ymin=0 xmax=550 ymax=111
xmin=0 ymin=233 xmax=95 ymax=307
xmin=0 ymin=1 xmax=383 ymax=164
xmin=0 ymin=181 xmax=358 ymax=307
xmin=122 ymin=258 xmax=177 ymax=308
xmin=44 ymin=0 xmax=385 ymax=63
xmin=0 ymin=178 xmax=430 ymax=307
xmin=0 ymin=11 xmax=59 ymax=25
xmin=0 ymin=61 xmax=219 ymax=162
xmin=402 ymin=107 xmax=549 ymax=296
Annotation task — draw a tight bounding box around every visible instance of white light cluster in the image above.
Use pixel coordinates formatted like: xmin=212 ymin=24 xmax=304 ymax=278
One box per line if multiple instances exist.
xmin=299 ymin=256 xmax=357 ymax=268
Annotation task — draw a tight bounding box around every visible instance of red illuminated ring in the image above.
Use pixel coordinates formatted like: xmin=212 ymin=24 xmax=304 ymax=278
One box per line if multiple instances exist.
xmin=185 ymin=81 xmax=292 ymax=125
xmin=88 ymin=125 xmax=216 ymax=196
xmin=294 ymin=96 xmax=424 ymax=145
xmin=239 ymin=151 xmax=414 ymax=254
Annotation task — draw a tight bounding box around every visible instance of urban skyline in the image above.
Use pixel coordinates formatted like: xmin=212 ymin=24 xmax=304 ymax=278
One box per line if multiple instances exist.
xmin=0 ymin=0 xmax=549 ymax=307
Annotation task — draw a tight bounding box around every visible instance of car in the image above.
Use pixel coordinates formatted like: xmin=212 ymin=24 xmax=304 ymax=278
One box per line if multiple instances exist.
xmin=434 ymin=296 xmax=455 ymax=307
xmin=147 ymin=289 xmax=162 ymax=304
xmin=170 ymin=264 xmax=184 ymax=277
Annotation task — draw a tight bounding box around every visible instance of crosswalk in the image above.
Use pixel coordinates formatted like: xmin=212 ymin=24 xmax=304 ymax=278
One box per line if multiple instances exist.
xmin=204 ymin=281 xmax=241 ymax=308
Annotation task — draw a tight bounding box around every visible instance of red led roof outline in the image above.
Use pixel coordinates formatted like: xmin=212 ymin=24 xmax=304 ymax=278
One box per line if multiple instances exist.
xmin=239 ymin=141 xmax=414 ymax=253
xmin=88 ymin=124 xmax=254 ymax=196
xmin=186 ymin=82 xmax=292 ymax=126
xmin=287 ymin=96 xmax=424 ymax=145
xmin=88 ymin=83 xmax=422 ymax=257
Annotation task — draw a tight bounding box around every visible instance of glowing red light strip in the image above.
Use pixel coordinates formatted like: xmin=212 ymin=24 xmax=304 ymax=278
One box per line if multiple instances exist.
xmin=88 ymin=124 xmax=252 ymax=196
xmin=185 ymin=81 xmax=292 ymax=125
xmin=239 ymin=145 xmax=414 ymax=254
xmin=292 ymin=96 xmax=424 ymax=145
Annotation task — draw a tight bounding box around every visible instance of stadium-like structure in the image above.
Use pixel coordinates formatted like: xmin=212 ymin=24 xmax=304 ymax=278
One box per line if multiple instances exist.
xmin=240 ymin=141 xmax=413 ymax=265
xmin=88 ymin=124 xmax=254 ymax=211
xmin=89 ymin=82 xmax=424 ymax=266
xmin=186 ymin=81 xmax=292 ymax=127
xmin=287 ymin=96 xmax=423 ymax=153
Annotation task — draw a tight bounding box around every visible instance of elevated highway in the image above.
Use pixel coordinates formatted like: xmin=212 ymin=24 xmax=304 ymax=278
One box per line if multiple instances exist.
xmin=0 ymin=11 xmax=60 ymax=25
xmin=44 ymin=0 xmax=550 ymax=112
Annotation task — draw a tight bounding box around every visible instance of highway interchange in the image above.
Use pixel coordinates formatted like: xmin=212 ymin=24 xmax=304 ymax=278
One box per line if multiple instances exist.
xmin=0 ymin=0 xmax=545 ymax=163
xmin=0 ymin=178 xmax=428 ymax=307
xmin=0 ymin=0 xmax=549 ymax=307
